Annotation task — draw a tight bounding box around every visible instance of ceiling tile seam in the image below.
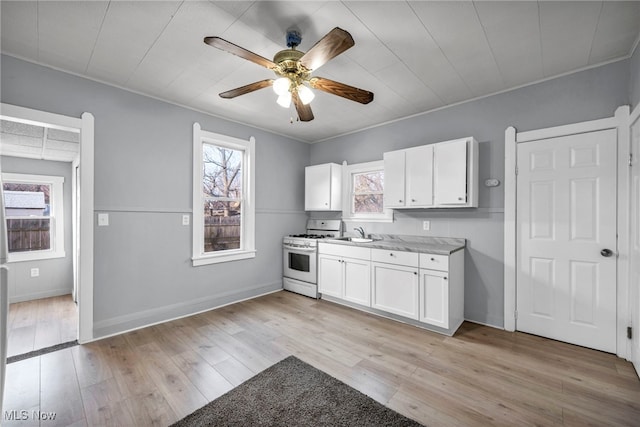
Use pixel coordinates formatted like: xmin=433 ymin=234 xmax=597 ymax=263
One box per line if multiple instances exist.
xmin=471 ymin=1 xmax=506 ymax=88
xmin=406 ymin=1 xmax=475 ymax=99
xmin=341 ymin=0 xmax=446 ymax=105
xmin=84 ymin=0 xmax=112 ymax=75
xmin=537 ymin=1 xmax=546 ymax=77
xmin=586 ymin=1 xmax=605 ymax=65
xmin=311 ymin=54 xmax=631 ymax=145
xmin=124 ymin=0 xmax=186 ymax=86
xmin=162 ymin=1 xmax=257 ymax=95
xmin=1 ymin=52 xmax=312 ymax=144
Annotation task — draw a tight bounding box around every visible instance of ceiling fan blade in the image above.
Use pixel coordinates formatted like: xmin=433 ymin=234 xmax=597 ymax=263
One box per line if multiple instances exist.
xmin=219 ymin=79 xmax=274 ymax=99
xmin=309 ymin=77 xmax=374 ymax=104
xmin=292 ymin=91 xmax=314 ymax=122
xmin=299 ymin=27 xmax=354 ymax=71
xmin=204 ymin=37 xmax=277 ymax=70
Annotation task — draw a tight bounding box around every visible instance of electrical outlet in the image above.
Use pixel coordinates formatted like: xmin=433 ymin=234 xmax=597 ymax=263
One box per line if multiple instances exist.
xmin=423 ymin=221 xmax=431 ymax=231
xmin=30 ymin=268 xmax=39 ymax=277
xmin=97 ymin=213 xmax=109 ymax=226
xmin=182 ymin=215 xmax=190 ymax=226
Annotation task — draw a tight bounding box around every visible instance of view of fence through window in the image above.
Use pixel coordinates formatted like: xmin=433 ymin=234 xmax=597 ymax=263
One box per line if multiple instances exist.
xmin=353 ymin=170 xmax=384 ymax=213
xmin=203 ymin=143 xmax=242 ymax=252
xmin=3 ymin=182 xmax=51 ymax=252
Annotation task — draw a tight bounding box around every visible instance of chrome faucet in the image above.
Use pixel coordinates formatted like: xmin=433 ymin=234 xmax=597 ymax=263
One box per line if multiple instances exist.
xmin=354 ymin=227 xmax=366 ymax=238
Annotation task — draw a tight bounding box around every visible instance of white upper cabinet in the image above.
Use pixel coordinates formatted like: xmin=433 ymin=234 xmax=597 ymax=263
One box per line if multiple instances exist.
xmin=433 ymin=138 xmax=477 ymax=206
xmin=382 ymin=150 xmax=406 ymax=208
xmin=384 ymin=137 xmax=478 ymax=209
xmin=305 ymin=163 xmax=342 ymax=211
xmin=383 ymin=145 xmax=434 ymax=208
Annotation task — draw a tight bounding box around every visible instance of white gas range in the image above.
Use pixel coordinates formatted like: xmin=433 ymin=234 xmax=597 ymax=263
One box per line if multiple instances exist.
xmin=282 ymin=219 xmax=341 ymax=298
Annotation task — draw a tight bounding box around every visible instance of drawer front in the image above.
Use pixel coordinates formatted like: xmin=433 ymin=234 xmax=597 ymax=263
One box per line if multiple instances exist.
xmin=318 ymin=242 xmax=371 ymax=260
xmin=371 ymin=248 xmax=419 ymax=267
xmin=419 ymin=253 xmax=449 ymax=271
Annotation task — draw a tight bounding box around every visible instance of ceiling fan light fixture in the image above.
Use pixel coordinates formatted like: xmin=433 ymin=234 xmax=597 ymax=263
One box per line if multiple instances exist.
xmin=298 ymin=84 xmax=315 ymax=105
xmin=277 ymin=91 xmax=292 ymax=108
xmin=273 ymin=77 xmax=290 ymax=96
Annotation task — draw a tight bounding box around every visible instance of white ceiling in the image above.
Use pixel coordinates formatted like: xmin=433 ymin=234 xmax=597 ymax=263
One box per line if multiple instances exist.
xmin=1 ymin=1 xmax=639 ymax=143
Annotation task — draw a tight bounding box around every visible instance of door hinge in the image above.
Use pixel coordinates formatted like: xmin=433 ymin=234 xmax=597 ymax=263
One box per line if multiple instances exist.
xmin=514 ymin=310 xmax=518 ymax=320
xmin=630 ymin=154 xmax=633 ymax=167
xmin=515 ymin=166 xmax=519 ymax=175
xmin=628 ymin=326 xmax=633 ymax=340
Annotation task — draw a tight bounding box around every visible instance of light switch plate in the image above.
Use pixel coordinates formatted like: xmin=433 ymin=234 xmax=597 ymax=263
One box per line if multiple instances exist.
xmin=30 ymin=268 xmax=39 ymax=277
xmin=182 ymin=215 xmax=190 ymax=226
xmin=98 ymin=213 xmax=109 ymax=226
xmin=423 ymin=221 xmax=431 ymax=231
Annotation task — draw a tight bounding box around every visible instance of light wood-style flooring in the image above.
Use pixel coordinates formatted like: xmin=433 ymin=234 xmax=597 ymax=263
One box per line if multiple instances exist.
xmin=7 ymin=294 xmax=77 ymax=358
xmin=3 ymin=290 xmax=639 ymax=426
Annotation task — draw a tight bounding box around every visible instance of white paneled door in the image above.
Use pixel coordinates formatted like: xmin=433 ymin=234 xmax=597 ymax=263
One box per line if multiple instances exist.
xmin=630 ymin=115 xmax=640 ymax=375
xmin=516 ymin=129 xmax=617 ymax=353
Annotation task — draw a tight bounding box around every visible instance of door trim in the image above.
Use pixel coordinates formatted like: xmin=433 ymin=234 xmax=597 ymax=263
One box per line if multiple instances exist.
xmin=0 ymin=103 xmax=95 ymax=344
xmin=504 ymin=105 xmax=631 ymax=359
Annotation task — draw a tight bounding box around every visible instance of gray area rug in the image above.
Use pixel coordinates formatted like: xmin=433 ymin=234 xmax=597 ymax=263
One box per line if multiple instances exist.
xmin=170 ymin=355 xmax=424 ymax=427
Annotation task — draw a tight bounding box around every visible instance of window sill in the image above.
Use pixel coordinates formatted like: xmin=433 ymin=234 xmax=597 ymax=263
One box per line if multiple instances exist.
xmin=8 ymin=250 xmax=66 ymax=263
xmin=192 ymin=249 xmax=256 ymax=266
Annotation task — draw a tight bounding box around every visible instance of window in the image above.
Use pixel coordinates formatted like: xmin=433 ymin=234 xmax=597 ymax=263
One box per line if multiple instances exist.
xmin=2 ymin=173 xmax=65 ymax=262
xmin=192 ymin=123 xmax=255 ymax=266
xmin=342 ymin=161 xmax=393 ymax=222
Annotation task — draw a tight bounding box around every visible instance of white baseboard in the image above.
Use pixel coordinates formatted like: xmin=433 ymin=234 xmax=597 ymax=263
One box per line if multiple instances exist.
xmin=9 ymin=289 xmax=73 ymax=304
xmin=92 ymin=281 xmax=283 ymax=341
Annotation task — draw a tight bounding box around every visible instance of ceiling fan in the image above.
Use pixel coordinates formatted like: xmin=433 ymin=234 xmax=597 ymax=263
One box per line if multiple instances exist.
xmin=203 ymin=27 xmax=374 ymax=122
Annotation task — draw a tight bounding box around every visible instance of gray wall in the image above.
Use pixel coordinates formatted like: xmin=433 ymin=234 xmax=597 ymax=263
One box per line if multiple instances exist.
xmin=310 ymin=59 xmax=631 ymax=328
xmin=1 ymin=55 xmax=310 ymax=337
xmin=1 ymin=156 xmax=73 ymax=302
xmin=631 ymin=43 xmax=640 ymax=109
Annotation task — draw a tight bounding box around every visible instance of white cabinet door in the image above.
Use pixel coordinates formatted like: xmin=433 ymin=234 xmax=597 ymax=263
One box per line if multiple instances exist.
xmin=406 ymin=145 xmax=434 ymax=207
xmin=305 ymin=163 xmax=341 ymax=211
xmin=343 ymin=258 xmax=371 ymax=306
xmin=419 ymin=269 xmax=449 ymax=328
xmin=383 ymin=150 xmax=406 ymax=208
xmin=318 ymin=254 xmax=343 ymax=298
xmin=434 ymin=139 xmax=468 ymax=205
xmin=372 ymin=262 xmax=419 ymax=319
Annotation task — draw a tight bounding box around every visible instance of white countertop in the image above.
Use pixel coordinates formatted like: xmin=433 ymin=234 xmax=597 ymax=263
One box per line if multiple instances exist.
xmin=320 ymin=235 xmax=466 ymax=255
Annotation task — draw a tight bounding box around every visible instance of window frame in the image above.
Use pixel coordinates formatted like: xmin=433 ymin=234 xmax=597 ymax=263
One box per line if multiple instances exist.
xmin=2 ymin=172 xmax=66 ymax=262
xmin=192 ymin=123 xmax=255 ymax=266
xmin=341 ymin=161 xmax=393 ymax=223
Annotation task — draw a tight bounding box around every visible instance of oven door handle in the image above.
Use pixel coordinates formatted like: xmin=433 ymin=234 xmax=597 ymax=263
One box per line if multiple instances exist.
xmin=283 ymin=244 xmax=316 ymax=252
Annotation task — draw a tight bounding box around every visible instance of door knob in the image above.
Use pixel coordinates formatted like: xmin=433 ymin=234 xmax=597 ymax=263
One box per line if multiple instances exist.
xmin=600 ymin=249 xmax=614 ymax=257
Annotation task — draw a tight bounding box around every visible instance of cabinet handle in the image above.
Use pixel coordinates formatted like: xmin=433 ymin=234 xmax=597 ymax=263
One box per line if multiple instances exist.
xmin=399 ymin=200 xmax=403 ymax=203
xmin=389 ymin=253 xmax=394 ymax=257
xmin=444 ymin=277 xmax=448 ymax=280
xmin=414 ymin=272 xmax=417 ymax=275
xmin=458 ymin=197 xmax=464 ymax=201
xmin=430 ymin=257 xmax=435 ymax=261
xmin=411 ymin=199 xmax=416 ymax=202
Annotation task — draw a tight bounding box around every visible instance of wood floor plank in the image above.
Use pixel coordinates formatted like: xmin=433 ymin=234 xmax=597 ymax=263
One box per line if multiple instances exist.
xmin=2 ymin=357 xmax=40 ymax=427
xmin=2 ymin=290 xmax=639 ymax=427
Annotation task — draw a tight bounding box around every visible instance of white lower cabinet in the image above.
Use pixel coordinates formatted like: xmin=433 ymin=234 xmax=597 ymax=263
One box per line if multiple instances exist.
xmin=318 ymin=242 xmax=464 ymax=335
xmin=318 ymin=243 xmax=371 ymax=306
xmin=317 ymin=255 xmax=343 ymax=298
xmin=372 ymin=262 xmax=419 ymax=319
xmin=419 ymin=269 xmax=449 ymax=328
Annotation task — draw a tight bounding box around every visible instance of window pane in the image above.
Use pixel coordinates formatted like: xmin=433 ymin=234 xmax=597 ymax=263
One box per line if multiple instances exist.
xmin=3 ymin=182 xmax=53 ymax=252
xmin=203 ymin=201 xmax=241 ymax=253
xmin=6 ymin=218 xmax=51 ymax=252
xmin=203 ymin=144 xmax=242 ymax=199
xmin=353 ymin=194 xmax=384 ymax=213
xmin=353 ymin=171 xmax=383 ymax=194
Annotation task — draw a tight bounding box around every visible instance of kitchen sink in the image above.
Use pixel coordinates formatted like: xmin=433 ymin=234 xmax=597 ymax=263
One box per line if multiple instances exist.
xmin=334 ymin=237 xmax=375 ymax=243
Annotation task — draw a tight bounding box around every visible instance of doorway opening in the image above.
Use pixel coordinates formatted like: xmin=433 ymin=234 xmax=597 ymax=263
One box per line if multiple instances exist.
xmin=0 ymin=103 xmax=94 ymax=356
